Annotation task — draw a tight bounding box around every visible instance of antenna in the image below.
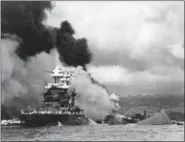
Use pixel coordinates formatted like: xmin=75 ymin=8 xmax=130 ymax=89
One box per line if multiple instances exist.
xmin=157 ymin=100 xmax=160 ymax=112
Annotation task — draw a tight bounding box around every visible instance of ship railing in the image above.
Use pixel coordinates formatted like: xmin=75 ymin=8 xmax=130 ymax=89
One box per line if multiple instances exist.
xmin=23 ymin=111 xmax=84 ymax=115
xmin=21 ymin=109 xmax=84 ymax=115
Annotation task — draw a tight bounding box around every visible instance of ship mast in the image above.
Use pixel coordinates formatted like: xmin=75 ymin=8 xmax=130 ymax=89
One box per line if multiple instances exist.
xmin=157 ymin=100 xmax=160 ymax=113
xmin=44 ymin=65 xmax=76 ymax=108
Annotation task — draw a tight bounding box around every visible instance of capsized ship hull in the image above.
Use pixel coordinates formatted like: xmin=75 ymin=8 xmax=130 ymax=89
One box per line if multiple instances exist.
xmin=20 ymin=113 xmax=89 ymax=126
xmin=137 ymin=109 xmax=171 ymax=125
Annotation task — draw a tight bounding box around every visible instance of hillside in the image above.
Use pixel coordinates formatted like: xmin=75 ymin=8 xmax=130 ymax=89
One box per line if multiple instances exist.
xmin=119 ymin=94 xmax=184 ymax=116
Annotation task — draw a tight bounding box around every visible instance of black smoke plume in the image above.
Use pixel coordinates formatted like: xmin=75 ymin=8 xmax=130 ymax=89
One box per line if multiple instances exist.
xmin=83 ymin=66 xmax=109 ymax=93
xmin=56 ymin=21 xmax=92 ymax=67
xmin=1 ymin=1 xmax=54 ymax=61
xmin=2 ymin=1 xmax=92 ymax=67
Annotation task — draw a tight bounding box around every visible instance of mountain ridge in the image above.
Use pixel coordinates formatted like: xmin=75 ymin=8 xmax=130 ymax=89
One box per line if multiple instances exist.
xmin=119 ymin=94 xmax=184 ymax=115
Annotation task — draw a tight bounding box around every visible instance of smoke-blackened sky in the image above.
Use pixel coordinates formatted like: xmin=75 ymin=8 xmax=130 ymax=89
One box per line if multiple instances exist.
xmin=1 ymin=1 xmax=106 ymax=119
xmin=1 ymin=1 xmax=53 ymax=60
xmin=46 ymin=1 xmax=184 ymax=96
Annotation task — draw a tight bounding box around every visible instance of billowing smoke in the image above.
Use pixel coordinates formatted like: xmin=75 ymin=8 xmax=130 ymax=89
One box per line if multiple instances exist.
xmin=1 ymin=1 xmax=57 ymax=118
xmin=2 ymin=1 xmax=92 ymax=66
xmin=56 ymin=21 xmax=92 ymax=67
xmin=1 ymin=1 xmax=112 ymax=120
xmin=69 ymin=67 xmax=113 ymax=121
xmin=1 ymin=36 xmax=59 ymax=118
xmin=1 ymin=1 xmax=54 ymax=61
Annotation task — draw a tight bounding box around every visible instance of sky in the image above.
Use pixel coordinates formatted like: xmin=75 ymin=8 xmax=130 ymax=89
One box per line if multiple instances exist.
xmin=46 ymin=1 xmax=184 ymax=96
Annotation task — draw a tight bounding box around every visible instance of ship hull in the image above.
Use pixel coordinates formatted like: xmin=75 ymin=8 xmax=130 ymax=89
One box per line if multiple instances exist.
xmin=137 ymin=110 xmax=171 ymax=125
xmin=20 ymin=114 xmax=89 ymax=126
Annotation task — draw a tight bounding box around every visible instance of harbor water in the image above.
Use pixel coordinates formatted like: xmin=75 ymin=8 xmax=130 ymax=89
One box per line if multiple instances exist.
xmin=1 ymin=124 xmax=184 ymax=141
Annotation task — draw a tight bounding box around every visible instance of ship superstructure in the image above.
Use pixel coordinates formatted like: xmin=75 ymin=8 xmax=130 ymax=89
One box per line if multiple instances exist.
xmin=110 ymin=93 xmax=120 ymax=111
xmin=20 ymin=65 xmax=89 ymax=126
xmin=43 ymin=65 xmax=76 ymax=108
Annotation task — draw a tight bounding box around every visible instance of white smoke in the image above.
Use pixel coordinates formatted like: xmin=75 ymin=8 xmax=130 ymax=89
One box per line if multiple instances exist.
xmin=70 ymin=67 xmax=113 ymax=121
xmin=1 ymin=36 xmax=59 ymax=109
xmin=1 ymin=35 xmax=114 ymax=120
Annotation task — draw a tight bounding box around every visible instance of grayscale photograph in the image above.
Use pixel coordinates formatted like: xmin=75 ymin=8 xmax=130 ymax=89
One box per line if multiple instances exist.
xmin=1 ymin=1 xmax=184 ymax=141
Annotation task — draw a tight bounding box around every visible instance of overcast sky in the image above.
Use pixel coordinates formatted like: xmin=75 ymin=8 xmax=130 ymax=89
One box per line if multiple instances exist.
xmin=46 ymin=1 xmax=184 ymax=96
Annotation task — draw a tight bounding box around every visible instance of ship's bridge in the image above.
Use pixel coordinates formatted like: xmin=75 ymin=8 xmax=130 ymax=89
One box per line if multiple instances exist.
xmin=51 ymin=65 xmax=75 ymax=77
xmin=45 ymin=65 xmax=76 ymax=89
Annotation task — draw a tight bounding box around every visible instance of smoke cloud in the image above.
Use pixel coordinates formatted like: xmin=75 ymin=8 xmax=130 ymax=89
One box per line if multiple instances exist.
xmin=69 ymin=67 xmax=113 ymax=121
xmin=56 ymin=21 xmax=92 ymax=67
xmin=1 ymin=1 xmax=54 ymax=61
xmin=2 ymin=1 xmax=92 ymax=66
xmin=1 ymin=36 xmax=59 ymax=118
xmin=1 ymin=1 xmax=112 ymax=120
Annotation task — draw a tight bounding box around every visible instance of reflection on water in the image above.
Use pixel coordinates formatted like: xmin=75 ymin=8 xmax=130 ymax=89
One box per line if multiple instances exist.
xmin=1 ymin=124 xmax=184 ymax=141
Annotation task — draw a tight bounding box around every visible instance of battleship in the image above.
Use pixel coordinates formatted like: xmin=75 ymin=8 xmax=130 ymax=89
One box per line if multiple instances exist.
xmin=20 ymin=65 xmax=89 ymax=126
